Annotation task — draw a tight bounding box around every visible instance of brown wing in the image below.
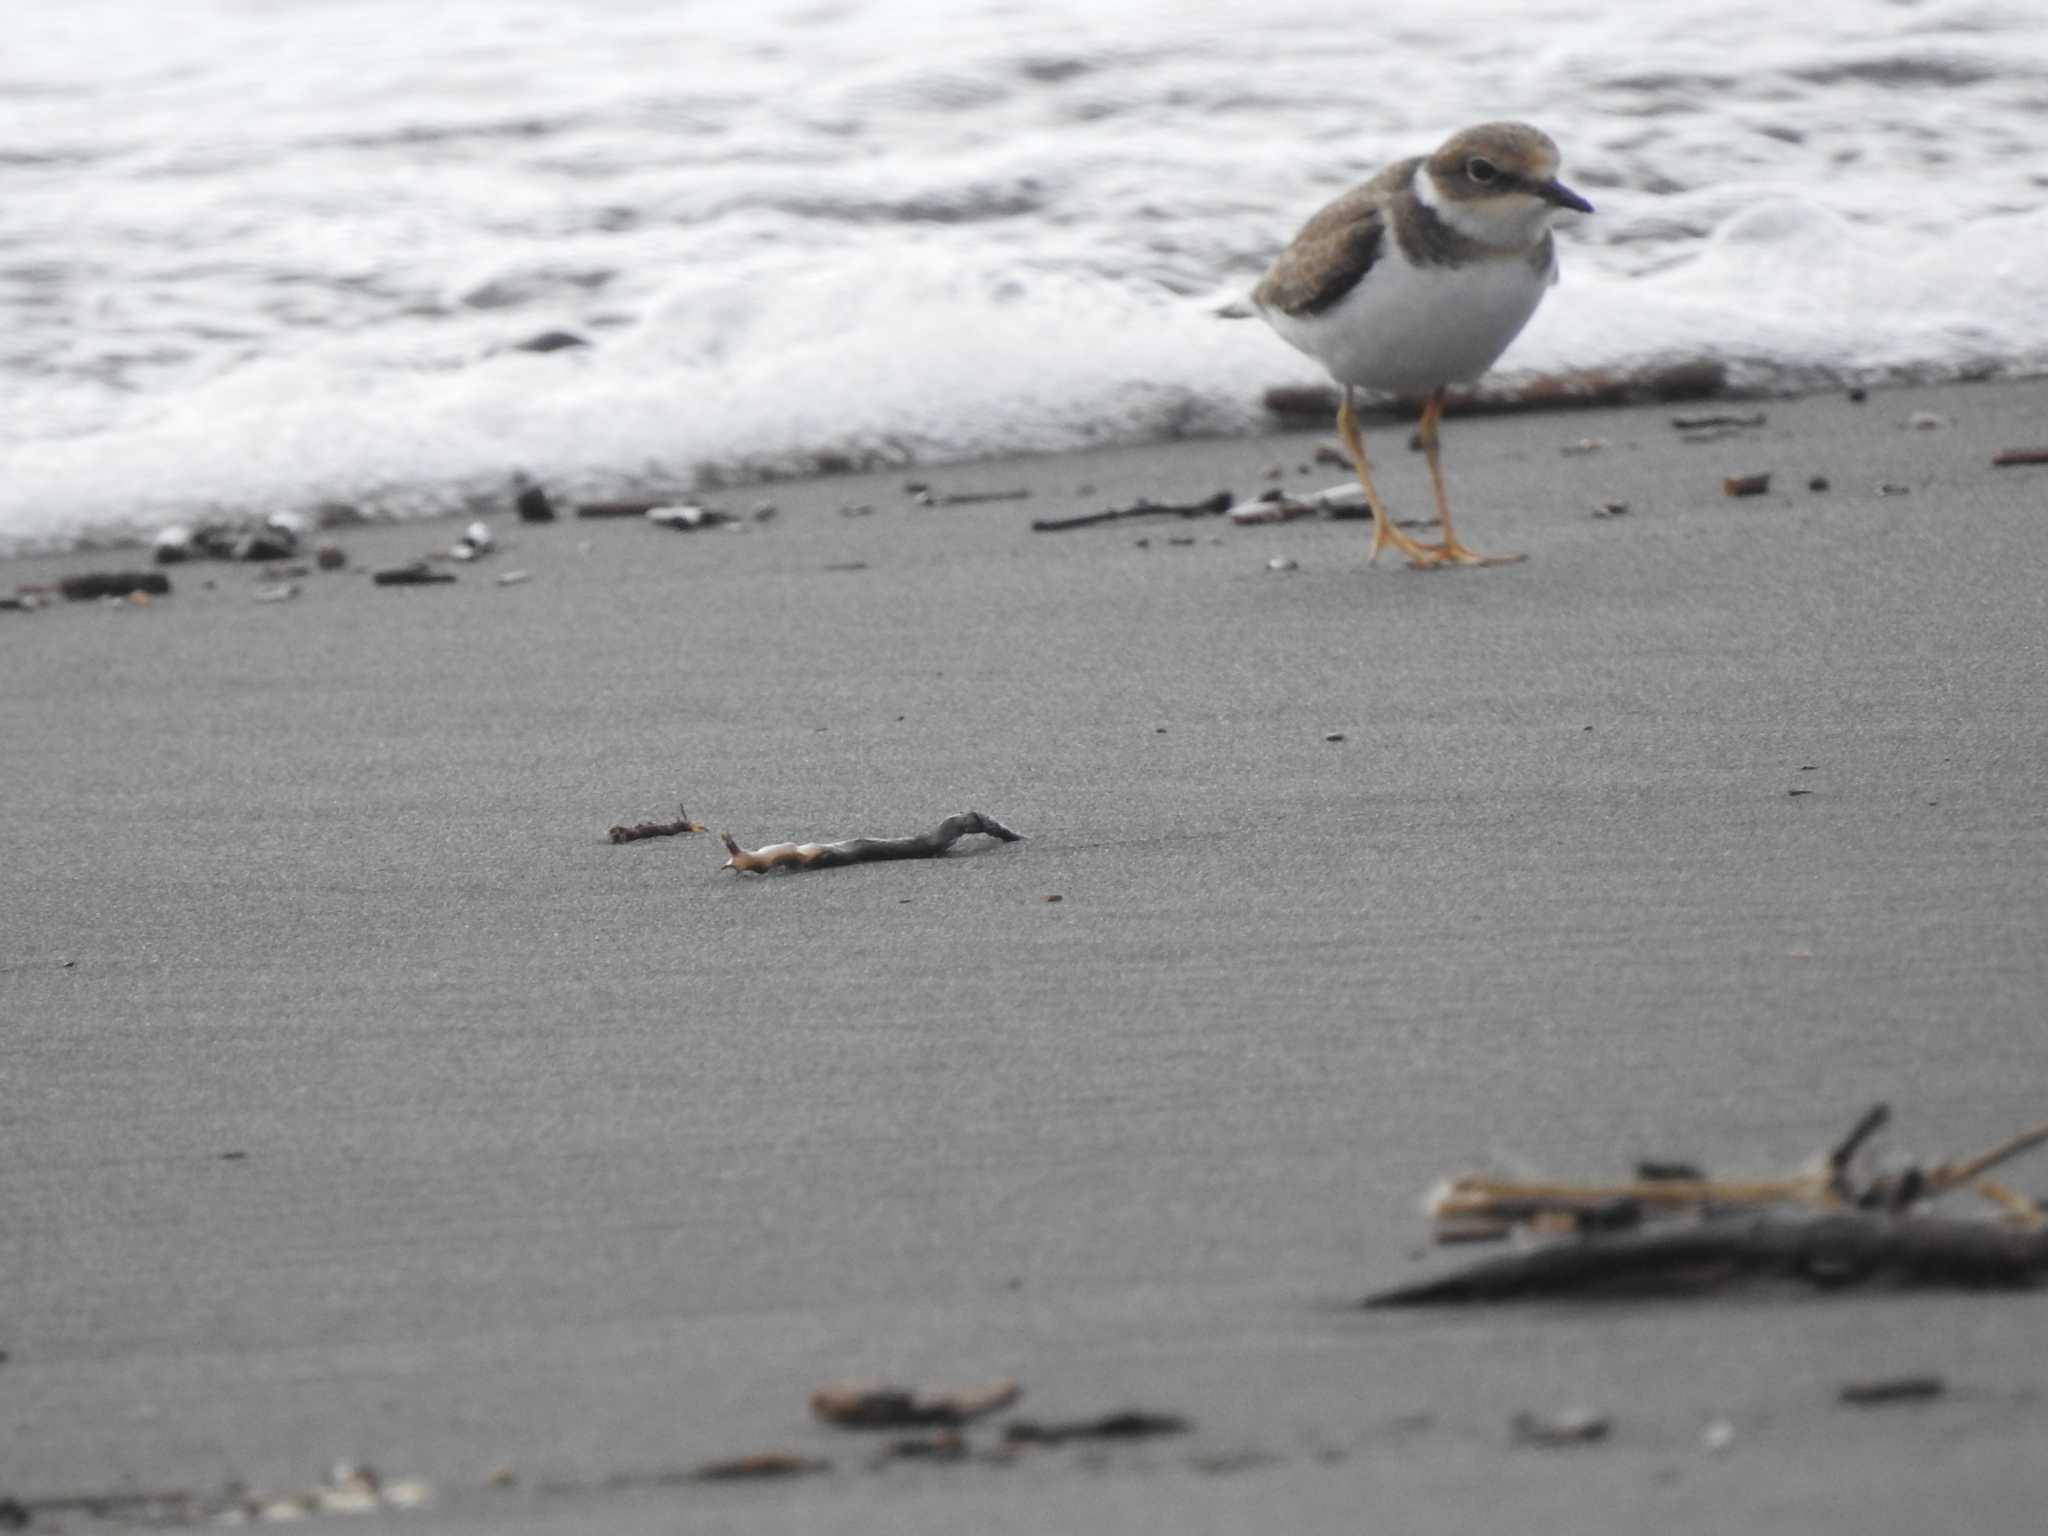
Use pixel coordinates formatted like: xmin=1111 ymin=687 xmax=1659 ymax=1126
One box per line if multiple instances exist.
xmin=1252 ymin=158 xmax=1418 ymax=318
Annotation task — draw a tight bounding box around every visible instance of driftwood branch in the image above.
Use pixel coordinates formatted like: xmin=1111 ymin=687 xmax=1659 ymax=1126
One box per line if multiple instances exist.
xmin=1383 ymin=1106 xmax=2048 ymax=1303
xmin=607 ymin=805 xmax=707 ymax=843
xmin=720 ymin=812 xmax=1021 ymax=873
xmin=1364 ymin=1213 xmax=2048 ymax=1306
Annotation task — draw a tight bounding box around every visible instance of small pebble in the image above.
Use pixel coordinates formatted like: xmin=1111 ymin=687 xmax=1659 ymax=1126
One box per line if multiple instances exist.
xmin=1808 ymin=475 xmax=1830 ymax=492
xmin=1906 ymin=410 xmax=1949 ymax=431
xmin=1324 ymin=732 xmax=1346 ymax=742
xmin=1876 ymin=483 xmax=1911 ymax=497
xmin=1266 ymin=556 xmax=1299 ymax=572
xmin=1847 ymin=387 xmax=1868 ymax=403
xmin=1702 ymin=1420 xmax=1735 ymax=1454
xmin=1592 ymin=500 xmax=1630 ymax=519
xmin=253 ymin=583 xmax=300 ymax=603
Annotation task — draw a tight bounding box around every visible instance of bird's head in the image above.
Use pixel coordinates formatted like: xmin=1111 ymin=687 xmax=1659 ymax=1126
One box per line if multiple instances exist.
xmin=1418 ymin=122 xmax=1593 ymax=246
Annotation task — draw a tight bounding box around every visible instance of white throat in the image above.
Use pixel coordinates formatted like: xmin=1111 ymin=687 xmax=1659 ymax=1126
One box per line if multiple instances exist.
xmin=1411 ymin=166 xmax=1552 ymax=248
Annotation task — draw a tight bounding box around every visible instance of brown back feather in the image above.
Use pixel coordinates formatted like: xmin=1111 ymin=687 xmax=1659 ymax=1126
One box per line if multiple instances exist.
xmin=1252 ymin=157 xmax=1420 ymax=318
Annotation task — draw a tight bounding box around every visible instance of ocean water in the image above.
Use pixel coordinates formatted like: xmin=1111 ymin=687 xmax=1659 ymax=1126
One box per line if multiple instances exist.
xmin=5 ymin=0 xmax=2047 ymax=552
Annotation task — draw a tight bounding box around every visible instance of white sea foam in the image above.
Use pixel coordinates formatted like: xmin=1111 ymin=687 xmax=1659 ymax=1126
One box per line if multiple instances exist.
xmin=4 ymin=0 xmax=2047 ymax=551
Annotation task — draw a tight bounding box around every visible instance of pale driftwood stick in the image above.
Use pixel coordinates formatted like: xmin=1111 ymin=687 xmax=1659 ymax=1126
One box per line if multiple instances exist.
xmin=1924 ymin=1120 xmax=2048 ymax=1195
xmin=1365 ymin=1213 xmax=2048 ymax=1306
xmin=720 ymin=812 xmax=1021 ymax=873
xmin=1428 ymin=1171 xmax=1825 ymax=1227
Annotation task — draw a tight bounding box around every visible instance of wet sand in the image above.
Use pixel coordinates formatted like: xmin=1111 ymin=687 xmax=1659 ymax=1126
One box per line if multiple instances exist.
xmin=6 ymin=378 xmax=2048 ymax=1531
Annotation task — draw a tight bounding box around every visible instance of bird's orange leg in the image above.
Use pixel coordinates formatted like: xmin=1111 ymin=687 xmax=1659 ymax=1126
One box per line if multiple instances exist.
xmin=1417 ymin=389 xmax=1525 ymax=567
xmin=1338 ymin=388 xmax=1443 ymax=568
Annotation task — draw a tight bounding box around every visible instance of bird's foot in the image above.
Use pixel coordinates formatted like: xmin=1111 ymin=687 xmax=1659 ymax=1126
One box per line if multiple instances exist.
xmin=1425 ymin=536 xmax=1526 ymax=568
xmin=1370 ymin=519 xmax=1450 ymax=569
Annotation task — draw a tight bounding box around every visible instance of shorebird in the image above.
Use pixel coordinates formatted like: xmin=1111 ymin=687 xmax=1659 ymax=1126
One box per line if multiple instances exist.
xmin=1252 ymin=122 xmax=1592 ymax=567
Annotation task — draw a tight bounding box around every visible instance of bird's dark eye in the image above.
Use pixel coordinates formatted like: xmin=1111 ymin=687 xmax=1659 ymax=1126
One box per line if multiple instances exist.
xmin=1466 ymin=157 xmax=1499 ymax=186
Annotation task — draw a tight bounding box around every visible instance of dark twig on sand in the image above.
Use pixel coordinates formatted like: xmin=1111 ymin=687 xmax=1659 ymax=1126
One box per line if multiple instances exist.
xmin=1723 ymin=473 xmax=1771 ymax=497
xmin=1003 ymin=1411 xmax=1189 ymax=1446
xmin=372 ymin=563 xmax=456 ymax=586
xmin=1839 ymin=1375 xmax=1946 ymax=1406
xmin=1827 ymin=1102 xmax=1892 ymax=1192
xmin=720 ymin=812 xmax=1021 ymax=873
xmin=685 ymin=1452 xmax=830 ymax=1483
xmin=1031 ymin=492 xmax=1231 ymax=533
xmin=915 ymin=487 xmax=1033 ymax=507
xmin=60 ymin=572 xmax=171 ymax=601
xmin=1672 ymin=411 xmax=1766 ymax=430
xmin=1991 ymin=448 xmax=2048 ymax=467
xmin=608 ymin=806 xmax=707 ymax=844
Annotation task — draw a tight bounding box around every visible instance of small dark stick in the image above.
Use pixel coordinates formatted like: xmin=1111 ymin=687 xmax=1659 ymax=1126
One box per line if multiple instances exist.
xmin=60 ymin=572 xmax=171 ymax=601
xmin=608 ymin=806 xmax=706 ymax=844
xmin=1723 ymin=473 xmax=1771 ymax=497
xmin=1839 ymin=1375 xmax=1945 ymax=1406
xmin=1031 ymin=492 xmax=1232 ymax=533
xmin=1991 ymin=448 xmax=2048 ymax=467
xmin=1827 ymin=1102 xmax=1891 ymax=1194
xmin=372 ymin=563 xmax=456 ymax=586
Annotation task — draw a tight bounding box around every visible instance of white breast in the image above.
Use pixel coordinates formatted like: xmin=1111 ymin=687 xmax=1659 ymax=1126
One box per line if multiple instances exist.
xmin=1262 ymin=247 xmax=1553 ymax=398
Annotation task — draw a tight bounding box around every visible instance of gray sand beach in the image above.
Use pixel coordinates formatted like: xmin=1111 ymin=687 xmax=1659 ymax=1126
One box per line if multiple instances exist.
xmin=6 ymin=379 xmax=2048 ymax=1531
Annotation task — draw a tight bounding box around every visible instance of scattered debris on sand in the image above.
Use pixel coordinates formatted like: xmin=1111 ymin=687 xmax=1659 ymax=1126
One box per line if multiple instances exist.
xmin=3 ymin=1463 xmax=430 ymax=1528
xmin=811 ymin=1380 xmax=1021 ymax=1429
xmin=720 ymin=812 xmax=1021 ymax=873
xmin=607 ymin=805 xmax=708 ymax=844
xmin=1365 ymin=1104 xmax=2048 ymax=1304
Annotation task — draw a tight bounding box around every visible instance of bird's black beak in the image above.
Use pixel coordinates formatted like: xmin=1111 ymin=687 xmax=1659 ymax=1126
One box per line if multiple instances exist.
xmin=1540 ymin=178 xmax=1594 ymax=215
